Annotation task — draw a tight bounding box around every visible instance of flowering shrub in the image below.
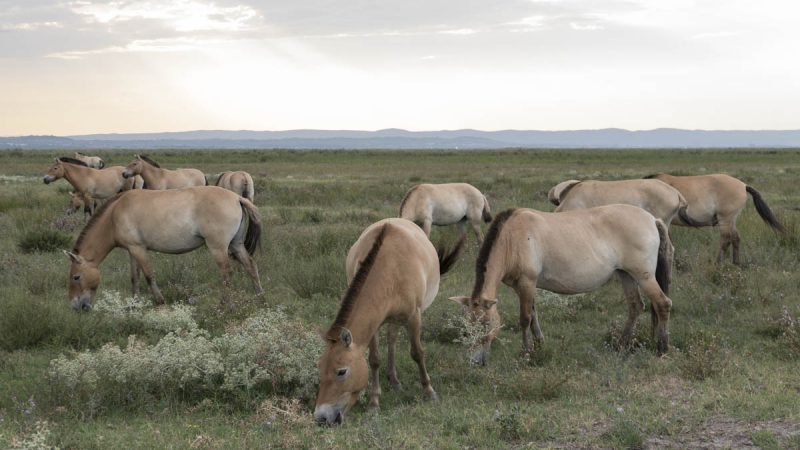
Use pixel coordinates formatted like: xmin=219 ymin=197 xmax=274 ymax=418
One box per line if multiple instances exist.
xmin=94 ymin=290 xmax=197 ymax=333
xmin=48 ymin=308 xmax=323 ymax=414
xmin=9 ymin=420 xmax=57 ymax=450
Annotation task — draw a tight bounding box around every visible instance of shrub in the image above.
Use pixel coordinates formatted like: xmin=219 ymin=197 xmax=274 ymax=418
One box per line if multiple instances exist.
xmin=48 ymin=308 xmax=324 ymax=415
xmin=769 ymin=307 xmax=800 ymax=359
xmin=679 ymin=331 xmax=730 ymax=381
xmin=17 ymin=229 xmax=72 ymax=253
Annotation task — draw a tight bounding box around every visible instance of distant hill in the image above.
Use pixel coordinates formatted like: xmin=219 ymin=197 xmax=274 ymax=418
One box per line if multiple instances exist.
xmin=3 ymin=128 xmax=800 ymax=149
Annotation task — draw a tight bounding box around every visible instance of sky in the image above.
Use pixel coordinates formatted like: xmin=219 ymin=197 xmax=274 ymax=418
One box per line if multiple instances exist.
xmin=1 ymin=0 xmax=799 ymax=135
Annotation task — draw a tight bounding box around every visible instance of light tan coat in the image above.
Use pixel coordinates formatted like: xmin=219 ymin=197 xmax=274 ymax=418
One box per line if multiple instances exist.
xmin=122 ymin=155 xmax=206 ymax=190
xmin=216 ymin=171 xmax=255 ymax=201
xmin=73 ymin=152 xmax=105 ymax=169
xmin=43 ymin=157 xmax=134 ymax=215
xmin=399 ymin=182 xmax=492 ymax=243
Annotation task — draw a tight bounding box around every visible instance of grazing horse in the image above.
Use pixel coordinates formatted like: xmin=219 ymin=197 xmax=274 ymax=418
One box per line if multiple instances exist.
xmin=450 ymin=205 xmax=674 ymax=365
xmin=73 ymin=152 xmax=105 ymax=169
xmin=314 ymin=218 xmax=464 ymax=425
xmin=122 ymin=155 xmax=206 ymax=190
xmin=63 ymin=186 xmax=264 ymax=310
xmin=216 ymin=171 xmax=255 ymax=201
xmin=43 ymin=157 xmax=132 ymax=215
xmin=644 ymin=173 xmax=785 ymax=264
xmin=550 ymin=178 xmax=700 ymax=226
xmin=399 ymin=183 xmax=492 ymax=244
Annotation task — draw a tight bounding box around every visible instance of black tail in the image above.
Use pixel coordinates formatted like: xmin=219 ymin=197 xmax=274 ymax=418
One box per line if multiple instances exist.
xmin=437 ymin=235 xmax=466 ymax=275
xmin=215 ymin=175 xmax=223 ymax=186
xmin=655 ymin=220 xmax=672 ymax=295
xmin=481 ymin=195 xmax=492 ymax=223
xmin=204 ymin=176 xmax=209 ymax=186
xmin=677 ymin=205 xmax=703 ymax=227
xmin=746 ymin=185 xmax=785 ymax=233
xmin=240 ymin=198 xmax=262 ymax=255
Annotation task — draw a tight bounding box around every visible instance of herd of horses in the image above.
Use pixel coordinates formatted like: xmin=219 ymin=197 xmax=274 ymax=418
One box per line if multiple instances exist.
xmin=40 ymin=154 xmax=786 ymax=425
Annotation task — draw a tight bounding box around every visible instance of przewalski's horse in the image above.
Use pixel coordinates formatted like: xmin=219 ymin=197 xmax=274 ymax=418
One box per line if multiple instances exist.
xmin=549 ymin=178 xmax=700 ymax=227
xmin=644 ymin=173 xmax=785 ymax=265
xmin=73 ymin=152 xmax=105 ymax=169
xmin=399 ymin=183 xmax=492 ymax=244
xmin=63 ymin=186 xmax=263 ymax=310
xmin=450 ymin=205 xmax=675 ymax=365
xmin=216 ymin=171 xmax=255 ymax=201
xmin=314 ymin=218 xmax=464 ymax=425
xmin=122 ymin=155 xmax=206 ymax=190
xmin=43 ymin=157 xmax=133 ymax=215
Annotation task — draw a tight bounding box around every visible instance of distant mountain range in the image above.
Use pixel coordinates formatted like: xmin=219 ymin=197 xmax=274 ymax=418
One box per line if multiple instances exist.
xmin=3 ymin=128 xmax=800 ymax=149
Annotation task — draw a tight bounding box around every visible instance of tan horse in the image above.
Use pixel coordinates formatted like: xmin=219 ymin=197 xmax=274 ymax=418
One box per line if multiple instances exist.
xmin=216 ymin=171 xmax=255 ymax=201
xmin=314 ymin=218 xmax=464 ymax=425
xmin=644 ymin=173 xmax=785 ymax=264
xmin=122 ymin=155 xmax=206 ymax=190
xmin=450 ymin=205 xmax=674 ymax=365
xmin=72 ymin=152 xmax=105 ymax=169
xmin=399 ymin=183 xmax=492 ymax=244
xmin=63 ymin=186 xmax=263 ymax=310
xmin=550 ymin=178 xmax=700 ymax=226
xmin=43 ymin=157 xmax=133 ymax=215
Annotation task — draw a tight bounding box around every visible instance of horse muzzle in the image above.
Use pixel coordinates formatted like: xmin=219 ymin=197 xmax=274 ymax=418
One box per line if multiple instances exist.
xmin=43 ymin=176 xmax=54 ymax=184
xmin=70 ymin=295 xmax=93 ymax=312
xmin=121 ymin=170 xmax=132 ymax=179
xmin=313 ymin=404 xmax=345 ymax=426
xmin=471 ymin=347 xmax=490 ymax=366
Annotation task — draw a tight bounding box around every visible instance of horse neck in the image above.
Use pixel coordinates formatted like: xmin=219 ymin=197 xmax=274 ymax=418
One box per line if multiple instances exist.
xmin=477 ymin=239 xmax=511 ymax=301
xmin=343 ymin=282 xmax=394 ymax=345
xmin=62 ymin=164 xmax=90 ymax=191
xmin=138 ymin=163 xmax=164 ymax=185
xmin=76 ymin=208 xmax=117 ymax=265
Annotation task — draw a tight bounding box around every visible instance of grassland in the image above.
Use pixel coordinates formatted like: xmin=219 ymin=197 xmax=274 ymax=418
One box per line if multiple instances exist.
xmin=0 ymin=148 xmax=799 ymax=449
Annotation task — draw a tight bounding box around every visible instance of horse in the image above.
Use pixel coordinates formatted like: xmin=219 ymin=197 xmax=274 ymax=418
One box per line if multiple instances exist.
xmin=43 ymin=157 xmax=133 ymax=215
xmin=450 ymin=205 xmax=675 ymax=365
xmin=73 ymin=152 xmax=105 ymax=169
xmin=66 ymin=191 xmax=94 ymax=217
xmin=122 ymin=155 xmax=207 ymax=190
xmin=550 ymin=178 xmax=700 ymax=226
xmin=399 ymin=183 xmax=492 ymax=244
xmin=314 ymin=218 xmax=464 ymax=425
xmin=644 ymin=173 xmax=785 ymax=264
xmin=216 ymin=171 xmax=255 ymax=201
xmin=63 ymin=186 xmax=264 ymax=310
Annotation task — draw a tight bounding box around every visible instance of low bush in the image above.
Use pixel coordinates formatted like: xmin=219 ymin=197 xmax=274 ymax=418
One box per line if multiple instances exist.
xmin=17 ymin=229 xmax=72 ymax=253
xmin=678 ymin=331 xmax=730 ymax=381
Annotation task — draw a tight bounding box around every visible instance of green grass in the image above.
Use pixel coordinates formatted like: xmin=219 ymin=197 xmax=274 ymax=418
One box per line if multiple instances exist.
xmin=1 ymin=148 xmax=799 ymax=448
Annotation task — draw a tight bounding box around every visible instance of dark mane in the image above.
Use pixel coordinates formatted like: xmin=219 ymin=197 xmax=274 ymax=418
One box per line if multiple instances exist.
xmin=643 ymin=173 xmax=661 ymax=179
xmin=472 ymin=209 xmax=516 ymax=300
xmin=398 ymin=184 xmax=420 ymax=216
xmin=58 ymin=157 xmax=88 ymax=167
xmin=326 ymin=224 xmax=389 ymax=340
xmin=73 ymin=193 xmax=125 ymax=252
xmin=557 ymin=181 xmax=582 ymax=203
xmin=139 ymin=155 xmax=161 ymax=168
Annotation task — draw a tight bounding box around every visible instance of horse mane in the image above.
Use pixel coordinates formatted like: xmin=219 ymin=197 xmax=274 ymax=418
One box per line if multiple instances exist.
xmin=75 ymin=151 xmax=85 ymax=156
xmin=557 ymin=181 xmax=581 ymax=203
xmin=399 ymin=185 xmax=420 ymax=216
xmin=326 ymin=224 xmax=389 ymax=340
xmin=58 ymin=156 xmax=88 ymax=167
xmin=472 ymin=209 xmax=516 ymax=300
xmin=139 ymin=155 xmax=161 ymax=168
xmin=73 ymin=193 xmax=125 ymax=252
xmin=642 ymin=173 xmax=661 ymax=179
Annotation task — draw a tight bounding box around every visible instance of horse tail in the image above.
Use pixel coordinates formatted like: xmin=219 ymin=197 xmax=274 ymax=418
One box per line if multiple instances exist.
xmin=399 ymin=185 xmax=419 ymax=217
xmin=239 ymin=197 xmax=262 ymax=256
xmin=746 ymin=185 xmax=785 ymax=233
xmin=481 ymin=195 xmax=492 ymax=223
xmin=204 ymin=175 xmax=209 ymax=186
xmin=215 ymin=174 xmax=223 ymax=186
xmin=655 ymin=219 xmax=672 ymax=295
xmin=244 ymin=175 xmax=254 ymax=201
xmin=437 ymin=234 xmax=465 ymax=275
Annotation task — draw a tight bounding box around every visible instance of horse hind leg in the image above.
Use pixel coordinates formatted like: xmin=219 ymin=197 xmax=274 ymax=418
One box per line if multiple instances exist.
xmin=638 ymin=277 xmax=672 ymax=356
xmin=230 ymin=243 xmax=264 ymax=295
xmin=618 ymin=271 xmax=644 ymax=350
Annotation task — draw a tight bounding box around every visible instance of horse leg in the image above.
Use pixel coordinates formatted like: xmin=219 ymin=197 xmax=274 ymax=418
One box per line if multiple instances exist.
xmin=129 ymin=252 xmax=141 ymax=296
xmin=422 ymin=218 xmax=432 ymax=237
xmin=367 ymin=334 xmax=382 ymax=410
xmin=513 ymin=276 xmax=543 ymax=354
xmin=638 ymin=277 xmax=672 ymax=356
xmin=386 ymin=323 xmax=401 ymax=390
xmin=717 ymin=220 xmax=734 ymax=264
xmin=618 ymin=272 xmax=644 ymax=350
xmin=230 ymin=244 xmax=264 ymax=295
xmin=470 ymin=219 xmax=484 ymax=246
xmin=407 ymin=309 xmax=437 ymax=401
xmin=81 ymin=192 xmax=93 ymax=216
xmin=730 ymin=223 xmax=741 ymax=266
xmin=208 ymin=246 xmax=233 ymax=302
xmin=128 ymin=246 xmax=164 ymax=305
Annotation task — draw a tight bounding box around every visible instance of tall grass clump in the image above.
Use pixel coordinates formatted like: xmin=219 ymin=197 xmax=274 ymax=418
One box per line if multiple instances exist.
xmin=17 ymin=228 xmax=72 ymax=253
xmin=48 ymin=308 xmax=324 ymax=415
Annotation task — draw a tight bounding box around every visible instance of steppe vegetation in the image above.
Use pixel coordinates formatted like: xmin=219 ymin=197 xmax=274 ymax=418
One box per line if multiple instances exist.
xmin=0 ymin=148 xmax=798 ymax=449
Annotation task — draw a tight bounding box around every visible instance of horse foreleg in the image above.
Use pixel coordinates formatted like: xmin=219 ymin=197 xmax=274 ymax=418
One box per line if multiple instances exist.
xmin=618 ymin=272 xmax=644 ymax=350
xmin=128 ymin=246 xmax=164 ymax=305
xmin=407 ymin=309 xmax=437 ymax=401
xmin=367 ymin=334 xmax=382 ymax=410
xmin=386 ymin=323 xmax=401 ymax=390
xmin=513 ymin=277 xmax=543 ymax=354
xmin=639 ymin=277 xmax=672 ymax=356
xmin=422 ymin=218 xmax=432 ymax=237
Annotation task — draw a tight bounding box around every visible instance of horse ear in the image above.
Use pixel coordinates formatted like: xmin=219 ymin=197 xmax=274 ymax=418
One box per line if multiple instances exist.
xmin=482 ymin=299 xmax=498 ymax=309
xmin=63 ymin=250 xmax=84 ymax=264
xmin=135 ymin=154 xmax=141 ymax=160
xmin=448 ymin=296 xmax=471 ymax=306
xmin=53 ymin=157 xmax=60 ymax=163
xmin=340 ymin=327 xmax=353 ymax=348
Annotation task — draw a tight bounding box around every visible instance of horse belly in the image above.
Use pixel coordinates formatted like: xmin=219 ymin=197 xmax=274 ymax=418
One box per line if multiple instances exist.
xmin=537 ymin=267 xmax=615 ymax=294
xmin=143 ymin=233 xmax=205 ymax=254
xmin=431 ymin=202 xmax=467 ymax=225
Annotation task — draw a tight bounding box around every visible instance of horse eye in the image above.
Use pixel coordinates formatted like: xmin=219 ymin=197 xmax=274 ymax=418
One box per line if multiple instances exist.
xmin=336 ymin=368 xmax=348 ymax=378
xmin=72 ymin=275 xmax=81 ymax=281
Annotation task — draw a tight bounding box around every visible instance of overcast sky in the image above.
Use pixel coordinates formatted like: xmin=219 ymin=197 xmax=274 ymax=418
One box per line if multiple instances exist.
xmin=1 ymin=0 xmax=799 ymax=135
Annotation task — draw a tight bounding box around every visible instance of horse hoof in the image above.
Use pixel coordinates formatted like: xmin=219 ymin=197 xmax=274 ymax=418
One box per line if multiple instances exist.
xmin=424 ymin=391 xmax=439 ymax=402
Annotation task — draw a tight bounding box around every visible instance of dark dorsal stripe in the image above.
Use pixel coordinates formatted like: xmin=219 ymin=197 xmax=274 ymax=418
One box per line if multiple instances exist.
xmin=471 ymin=208 xmax=516 ymax=300
xmin=326 ymin=224 xmax=389 ymax=340
xmin=557 ymin=181 xmax=582 ymax=203
xmin=642 ymin=173 xmax=661 ymax=179
xmin=398 ymin=184 xmax=420 ymax=216
xmin=58 ymin=157 xmax=88 ymax=167
xmin=73 ymin=193 xmax=125 ymax=252
xmin=139 ymin=155 xmax=161 ymax=168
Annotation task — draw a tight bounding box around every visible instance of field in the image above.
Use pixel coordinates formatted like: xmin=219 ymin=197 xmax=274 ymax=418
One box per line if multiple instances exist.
xmin=0 ymin=148 xmax=799 ymax=449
